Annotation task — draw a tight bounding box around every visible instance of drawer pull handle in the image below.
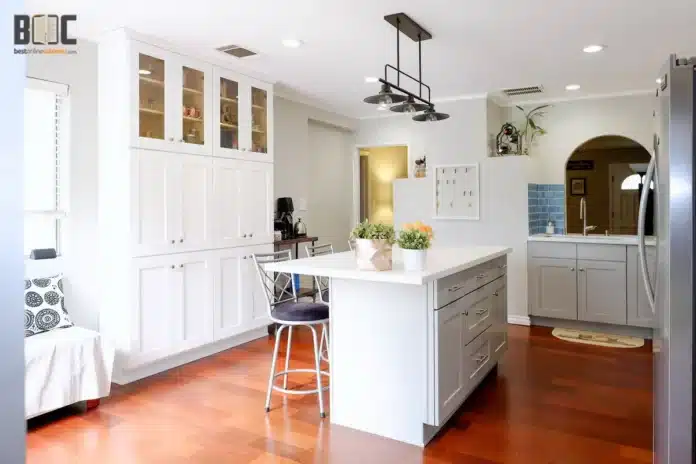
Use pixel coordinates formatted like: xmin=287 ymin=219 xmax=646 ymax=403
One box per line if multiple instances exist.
xmin=476 ymin=274 xmax=486 ymax=279
xmin=475 ymin=308 xmax=488 ymax=316
xmin=493 ymin=291 xmax=499 ymax=296
xmin=448 ymin=284 xmax=463 ymax=292
xmin=474 ymin=354 xmax=488 ymax=364
xmin=498 ymin=264 xmax=507 ymax=269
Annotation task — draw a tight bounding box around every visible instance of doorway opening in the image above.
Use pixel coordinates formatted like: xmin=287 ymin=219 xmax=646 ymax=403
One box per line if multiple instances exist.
xmin=565 ymin=135 xmax=651 ymax=235
xmin=357 ymin=145 xmax=408 ymax=225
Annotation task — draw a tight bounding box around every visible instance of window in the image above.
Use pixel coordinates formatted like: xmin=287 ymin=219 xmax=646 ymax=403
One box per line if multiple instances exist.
xmin=621 ymin=173 xmax=654 ymax=191
xmin=24 ymin=78 xmax=69 ymax=256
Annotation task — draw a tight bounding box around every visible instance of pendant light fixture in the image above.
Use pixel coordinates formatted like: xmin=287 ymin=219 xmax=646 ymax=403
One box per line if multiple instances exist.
xmin=412 ymin=105 xmax=450 ymax=121
xmin=363 ymin=13 xmax=450 ymax=122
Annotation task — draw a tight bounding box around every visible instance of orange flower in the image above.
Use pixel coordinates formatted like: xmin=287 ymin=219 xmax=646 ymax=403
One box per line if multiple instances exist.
xmin=403 ymin=221 xmax=433 ymax=239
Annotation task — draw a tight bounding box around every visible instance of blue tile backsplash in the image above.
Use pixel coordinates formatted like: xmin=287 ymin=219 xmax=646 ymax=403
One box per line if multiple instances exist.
xmin=528 ymin=184 xmax=565 ymax=235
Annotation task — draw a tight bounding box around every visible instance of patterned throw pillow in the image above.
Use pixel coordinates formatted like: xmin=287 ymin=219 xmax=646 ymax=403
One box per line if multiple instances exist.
xmin=24 ymin=274 xmax=73 ymax=337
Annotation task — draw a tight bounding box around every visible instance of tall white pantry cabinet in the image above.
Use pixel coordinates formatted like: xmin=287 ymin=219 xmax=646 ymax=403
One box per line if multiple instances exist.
xmin=98 ymin=29 xmax=275 ymax=383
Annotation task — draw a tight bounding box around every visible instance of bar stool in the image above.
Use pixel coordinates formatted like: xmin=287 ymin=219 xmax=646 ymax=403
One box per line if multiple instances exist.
xmin=252 ymin=250 xmax=330 ymax=417
xmin=305 ymin=243 xmax=334 ymax=362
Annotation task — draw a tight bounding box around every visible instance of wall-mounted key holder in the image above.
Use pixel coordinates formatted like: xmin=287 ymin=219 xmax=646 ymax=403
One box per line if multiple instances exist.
xmin=433 ymin=163 xmax=480 ymax=220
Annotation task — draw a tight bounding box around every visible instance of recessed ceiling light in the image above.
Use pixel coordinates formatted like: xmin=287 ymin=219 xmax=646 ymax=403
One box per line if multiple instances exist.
xmin=565 ymin=84 xmax=581 ymax=91
xmin=138 ymin=69 xmax=151 ymax=75
xmin=583 ymin=44 xmax=605 ymax=53
xmin=282 ymin=39 xmax=303 ymax=48
xmin=365 ymin=76 xmax=379 ymax=83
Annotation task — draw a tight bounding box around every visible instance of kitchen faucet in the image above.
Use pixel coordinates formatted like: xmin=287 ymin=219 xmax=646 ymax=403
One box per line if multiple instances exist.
xmin=579 ymin=196 xmax=596 ymax=236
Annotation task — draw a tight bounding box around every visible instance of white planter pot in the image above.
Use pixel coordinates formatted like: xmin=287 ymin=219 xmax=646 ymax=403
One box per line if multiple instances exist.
xmin=354 ymin=239 xmax=392 ymax=271
xmin=402 ymin=248 xmax=427 ymax=271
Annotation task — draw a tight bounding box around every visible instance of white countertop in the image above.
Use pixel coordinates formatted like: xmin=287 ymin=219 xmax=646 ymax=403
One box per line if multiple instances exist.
xmin=528 ymin=233 xmax=657 ymax=246
xmin=263 ymin=246 xmax=512 ymax=285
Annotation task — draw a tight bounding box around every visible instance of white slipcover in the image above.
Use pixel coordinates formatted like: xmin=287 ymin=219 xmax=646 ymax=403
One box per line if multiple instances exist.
xmin=25 ymin=326 xmax=115 ymax=419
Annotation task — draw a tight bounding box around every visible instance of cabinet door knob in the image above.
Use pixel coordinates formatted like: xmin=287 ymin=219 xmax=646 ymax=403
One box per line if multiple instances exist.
xmin=168 ymin=137 xmax=174 ymax=142
xmin=179 ymin=238 xmax=184 ymax=243
xmin=171 ymin=265 xmax=175 ymax=269
xmin=494 ymin=291 xmax=499 ymax=296
xmin=243 ymin=233 xmax=247 ymax=238
xmin=579 ymin=268 xmax=585 ymax=272
xmin=171 ymin=240 xmax=175 ymax=244
xmin=243 ymin=256 xmax=247 ymax=260
xmin=178 ymin=138 xmax=184 ymax=143
xmin=570 ymin=267 xmax=575 ymax=271
xmin=179 ymin=264 xmax=184 ymax=268
xmin=249 ymin=233 xmax=253 ymax=238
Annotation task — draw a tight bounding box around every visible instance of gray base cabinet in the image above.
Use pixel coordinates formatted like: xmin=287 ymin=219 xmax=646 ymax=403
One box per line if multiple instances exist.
xmin=577 ymin=260 xmax=627 ymax=324
xmin=528 ymin=257 xmax=577 ymax=320
xmin=528 ymin=241 xmax=656 ymax=329
xmin=627 ymin=246 xmax=657 ymax=327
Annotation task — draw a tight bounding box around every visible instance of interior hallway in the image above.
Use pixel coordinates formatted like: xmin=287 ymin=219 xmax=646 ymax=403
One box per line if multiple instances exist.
xmin=27 ymin=326 xmax=653 ymax=464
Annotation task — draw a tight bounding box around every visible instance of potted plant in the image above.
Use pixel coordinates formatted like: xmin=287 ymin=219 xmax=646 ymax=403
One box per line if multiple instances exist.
xmin=350 ymin=220 xmax=395 ymax=271
xmin=397 ymin=221 xmax=433 ymax=271
xmin=516 ymin=104 xmax=550 ymax=155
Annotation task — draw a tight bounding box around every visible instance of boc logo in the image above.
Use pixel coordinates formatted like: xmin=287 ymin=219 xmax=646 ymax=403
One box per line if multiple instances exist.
xmin=14 ymin=15 xmax=77 ymax=45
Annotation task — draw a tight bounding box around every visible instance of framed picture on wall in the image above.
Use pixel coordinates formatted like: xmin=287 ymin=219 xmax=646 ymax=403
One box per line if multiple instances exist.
xmin=570 ymin=177 xmax=586 ymax=196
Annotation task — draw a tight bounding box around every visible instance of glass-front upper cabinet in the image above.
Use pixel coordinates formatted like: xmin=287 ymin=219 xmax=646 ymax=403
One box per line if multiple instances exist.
xmin=137 ymin=52 xmax=167 ymax=147
xmin=132 ymin=42 xmax=212 ymax=155
xmin=213 ymin=67 xmax=273 ymax=162
xmin=174 ymin=57 xmax=212 ymax=156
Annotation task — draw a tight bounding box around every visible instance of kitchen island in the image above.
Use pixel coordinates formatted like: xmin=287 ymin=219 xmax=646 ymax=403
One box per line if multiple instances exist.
xmin=264 ymin=246 xmax=511 ymax=447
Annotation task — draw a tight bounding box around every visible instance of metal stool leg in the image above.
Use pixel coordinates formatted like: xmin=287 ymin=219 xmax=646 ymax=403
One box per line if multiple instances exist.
xmin=265 ymin=324 xmax=286 ymax=412
xmin=308 ymin=324 xmax=326 ymax=418
xmin=283 ymin=326 xmax=293 ymax=389
xmin=322 ymin=322 xmax=330 ymax=364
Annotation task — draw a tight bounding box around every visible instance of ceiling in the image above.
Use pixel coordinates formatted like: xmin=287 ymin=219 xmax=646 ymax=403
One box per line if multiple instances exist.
xmin=28 ymin=0 xmax=696 ymax=118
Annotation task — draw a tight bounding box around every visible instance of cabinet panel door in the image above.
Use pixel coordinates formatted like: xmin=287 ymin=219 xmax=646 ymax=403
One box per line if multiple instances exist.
xmin=213 ymin=248 xmax=248 ymax=340
xmin=129 ymin=256 xmax=179 ymax=367
xmin=172 ymin=54 xmax=213 ymax=156
xmin=627 ymin=246 xmax=656 ymax=328
xmin=213 ymin=68 xmax=243 ymax=157
xmin=238 ymin=161 xmax=273 ymax=245
xmin=179 ymin=154 xmax=213 ymax=250
xmin=528 ymin=257 xmax=578 ymax=320
xmin=212 ymin=158 xmax=243 ymax=248
xmin=131 ymin=150 xmax=178 ymax=257
xmin=435 ymin=302 xmax=464 ymax=424
xmin=176 ymin=255 xmax=214 ymax=350
xmin=578 ymin=260 xmax=627 ymax=325
xmin=131 ymin=42 xmax=175 ymax=151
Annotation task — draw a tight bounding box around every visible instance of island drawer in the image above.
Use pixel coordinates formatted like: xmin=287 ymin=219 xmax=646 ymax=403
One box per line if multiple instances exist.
xmin=460 ymin=279 xmax=498 ymax=346
xmin=464 ymin=330 xmax=493 ymax=391
xmin=435 ymin=256 xmax=506 ymax=309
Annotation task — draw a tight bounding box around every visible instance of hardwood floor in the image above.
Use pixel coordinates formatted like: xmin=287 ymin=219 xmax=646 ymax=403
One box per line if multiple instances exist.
xmin=27 ymin=325 xmax=653 ymax=464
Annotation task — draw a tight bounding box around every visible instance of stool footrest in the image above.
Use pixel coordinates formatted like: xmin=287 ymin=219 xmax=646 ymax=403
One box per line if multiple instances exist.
xmin=271 ymin=369 xmax=330 ymax=395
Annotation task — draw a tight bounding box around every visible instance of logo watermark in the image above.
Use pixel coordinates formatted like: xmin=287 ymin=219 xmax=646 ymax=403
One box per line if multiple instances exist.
xmin=14 ymin=14 xmax=78 ymax=55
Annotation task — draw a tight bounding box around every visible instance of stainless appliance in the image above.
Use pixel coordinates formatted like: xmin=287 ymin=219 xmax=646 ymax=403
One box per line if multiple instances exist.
xmin=638 ymin=54 xmax=694 ymax=463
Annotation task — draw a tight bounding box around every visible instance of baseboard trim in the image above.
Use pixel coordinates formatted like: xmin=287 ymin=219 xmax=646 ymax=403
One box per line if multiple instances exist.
xmin=530 ymin=316 xmax=653 ymax=339
xmin=112 ymin=327 xmax=269 ymax=385
xmin=507 ymin=315 xmax=531 ymax=326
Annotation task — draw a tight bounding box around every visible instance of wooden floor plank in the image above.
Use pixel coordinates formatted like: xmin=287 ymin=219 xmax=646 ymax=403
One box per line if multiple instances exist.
xmin=27 ymin=325 xmax=653 ymax=463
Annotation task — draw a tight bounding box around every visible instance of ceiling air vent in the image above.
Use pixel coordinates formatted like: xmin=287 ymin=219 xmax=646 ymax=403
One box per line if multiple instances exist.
xmin=502 ymin=85 xmax=544 ymax=97
xmin=216 ymin=44 xmax=257 ymax=58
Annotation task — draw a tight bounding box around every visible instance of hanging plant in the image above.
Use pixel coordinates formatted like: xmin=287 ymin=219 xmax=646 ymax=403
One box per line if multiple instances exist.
xmin=516 ymin=104 xmax=550 ymax=154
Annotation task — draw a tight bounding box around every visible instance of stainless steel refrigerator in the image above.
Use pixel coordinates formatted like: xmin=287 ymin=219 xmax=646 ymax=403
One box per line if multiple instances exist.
xmin=638 ymin=54 xmax=694 ymax=463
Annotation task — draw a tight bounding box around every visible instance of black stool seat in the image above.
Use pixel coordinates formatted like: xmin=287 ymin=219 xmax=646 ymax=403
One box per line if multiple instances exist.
xmin=272 ymin=301 xmax=329 ymax=322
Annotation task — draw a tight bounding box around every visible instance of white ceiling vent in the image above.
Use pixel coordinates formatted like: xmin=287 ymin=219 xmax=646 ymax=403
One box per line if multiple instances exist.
xmin=502 ymin=85 xmax=544 ymax=97
xmin=216 ymin=45 xmax=257 ymax=58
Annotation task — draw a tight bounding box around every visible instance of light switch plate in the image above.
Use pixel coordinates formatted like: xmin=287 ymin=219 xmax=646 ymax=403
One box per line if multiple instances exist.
xmin=297 ymin=198 xmax=308 ymax=211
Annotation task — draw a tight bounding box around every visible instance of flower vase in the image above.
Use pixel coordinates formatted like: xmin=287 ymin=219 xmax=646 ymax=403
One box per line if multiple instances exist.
xmin=402 ymin=249 xmax=427 ymax=271
xmin=354 ymin=239 xmax=392 ymax=271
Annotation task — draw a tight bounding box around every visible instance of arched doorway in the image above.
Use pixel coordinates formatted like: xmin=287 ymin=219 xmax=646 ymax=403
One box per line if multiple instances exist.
xmin=565 ymin=135 xmax=651 ymax=235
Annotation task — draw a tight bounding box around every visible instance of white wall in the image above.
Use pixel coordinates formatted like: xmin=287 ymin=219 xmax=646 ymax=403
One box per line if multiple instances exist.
xmin=273 ymin=96 xmax=356 ymax=254
xmin=506 ymin=94 xmax=655 ymax=184
xmin=358 ymin=98 xmax=532 ymax=320
xmin=26 ymin=40 xmax=99 ymax=330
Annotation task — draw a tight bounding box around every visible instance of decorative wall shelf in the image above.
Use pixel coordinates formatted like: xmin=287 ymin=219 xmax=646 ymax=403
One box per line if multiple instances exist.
xmin=433 ymin=163 xmax=480 ymax=220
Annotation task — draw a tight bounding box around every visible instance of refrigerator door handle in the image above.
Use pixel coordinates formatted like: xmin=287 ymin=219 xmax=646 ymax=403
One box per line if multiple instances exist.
xmin=637 ymin=155 xmax=656 ymax=313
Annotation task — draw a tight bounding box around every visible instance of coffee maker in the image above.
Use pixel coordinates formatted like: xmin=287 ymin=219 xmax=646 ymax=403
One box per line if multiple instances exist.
xmin=274 ymin=197 xmax=294 ymax=240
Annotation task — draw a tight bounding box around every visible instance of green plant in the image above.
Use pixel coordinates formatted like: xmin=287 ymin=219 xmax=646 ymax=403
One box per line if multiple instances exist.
xmin=350 ymin=220 xmax=395 ymax=243
xmin=396 ymin=228 xmax=431 ymax=250
xmin=516 ymin=104 xmax=550 ymax=151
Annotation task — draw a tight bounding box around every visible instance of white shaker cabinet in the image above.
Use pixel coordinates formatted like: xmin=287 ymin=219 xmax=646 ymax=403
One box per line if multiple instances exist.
xmin=212 ymin=158 xmax=273 ymax=248
xmin=131 ymin=150 xmax=212 ymax=257
xmin=212 ymin=244 xmax=272 ymax=341
xmin=127 ymin=252 xmax=214 ymax=368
